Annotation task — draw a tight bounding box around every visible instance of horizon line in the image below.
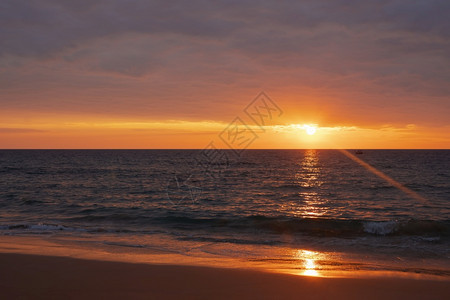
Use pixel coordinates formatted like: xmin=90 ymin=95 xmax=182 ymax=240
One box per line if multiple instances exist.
xmin=0 ymin=148 xmax=448 ymax=151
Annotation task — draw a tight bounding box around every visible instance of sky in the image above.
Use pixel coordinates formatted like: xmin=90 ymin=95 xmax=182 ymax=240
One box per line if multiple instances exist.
xmin=1 ymin=0 xmax=449 ymax=149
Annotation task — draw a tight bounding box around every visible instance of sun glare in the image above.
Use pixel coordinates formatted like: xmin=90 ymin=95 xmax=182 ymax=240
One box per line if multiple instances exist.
xmin=294 ymin=249 xmax=322 ymax=277
xmin=305 ymin=125 xmax=317 ymax=135
xmin=285 ymin=124 xmax=319 ymax=137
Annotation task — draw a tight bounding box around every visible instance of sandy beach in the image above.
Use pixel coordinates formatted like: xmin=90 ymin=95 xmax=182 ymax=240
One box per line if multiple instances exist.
xmin=0 ymin=252 xmax=449 ymax=299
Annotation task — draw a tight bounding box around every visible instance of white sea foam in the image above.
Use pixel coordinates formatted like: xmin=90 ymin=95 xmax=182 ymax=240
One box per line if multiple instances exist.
xmin=363 ymin=221 xmax=398 ymax=235
xmin=420 ymin=236 xmax=441 ymax=242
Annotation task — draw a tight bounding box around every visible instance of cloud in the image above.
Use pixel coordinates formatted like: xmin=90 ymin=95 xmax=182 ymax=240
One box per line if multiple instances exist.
xmin=0 ymin=0 xmax=449 ymax=126
xmin=0 ymin=0 xmax=241 ymax=58
xmin=2 ymin=0 xmax=448 ymax=60
xmin=0 ymin=128 xmax=47 ymax=133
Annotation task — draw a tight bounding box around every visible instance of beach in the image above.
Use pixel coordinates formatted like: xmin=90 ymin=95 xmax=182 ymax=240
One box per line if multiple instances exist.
xmin=1 ymin=235 xmax=450 ymax=299
xmin=1 ymin=150 xmax=449 ymax=298
xmin=1 ymin=252 xmax=450 ymax=300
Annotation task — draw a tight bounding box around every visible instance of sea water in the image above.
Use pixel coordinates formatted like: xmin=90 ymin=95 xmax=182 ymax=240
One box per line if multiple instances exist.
xmin=0 ymin=150 xmax=449 ymax=278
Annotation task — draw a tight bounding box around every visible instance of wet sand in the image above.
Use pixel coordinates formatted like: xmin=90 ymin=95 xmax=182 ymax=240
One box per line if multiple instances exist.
xmin=1 ymin=252 xmax=449 ymax=300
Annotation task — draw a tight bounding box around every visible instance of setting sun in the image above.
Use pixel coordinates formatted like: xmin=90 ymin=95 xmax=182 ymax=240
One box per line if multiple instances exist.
xmin=305 ymin=125 xmax=317 ymax=136
xmin=285 ymin=124 xmax=319 ymax=137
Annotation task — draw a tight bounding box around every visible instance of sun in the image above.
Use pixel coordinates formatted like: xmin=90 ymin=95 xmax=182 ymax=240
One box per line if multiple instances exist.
xmin=304 ymin=125 xmax=317 ymax=135
xmin=287 ymin=123 xmax=319 ymax=136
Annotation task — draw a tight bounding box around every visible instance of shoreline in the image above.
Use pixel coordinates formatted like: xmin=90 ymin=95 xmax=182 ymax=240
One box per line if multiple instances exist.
xmin=1 ymin=235 xmax=450 ymax=299
xmin=1 ymin=252 xmax=450 ymax=299
xmin=1 ymin=234 xmax=449 ymax=282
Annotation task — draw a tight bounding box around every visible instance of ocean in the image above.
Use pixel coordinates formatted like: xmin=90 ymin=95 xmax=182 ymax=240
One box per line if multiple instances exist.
xmin=0 ymin=149 xmax=449 ymax=278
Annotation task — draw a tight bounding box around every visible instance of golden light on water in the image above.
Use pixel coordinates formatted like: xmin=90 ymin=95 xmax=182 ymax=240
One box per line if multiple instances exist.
xmin=293 ymin=149 xmax=328 ymax=218
xmin=294 ymin=250 xmax=321 ymax=277
xmin=303 ymin=259 xmax=319 ymax=276
xmin=304 ymin=258 xmax=315 ymax=269
xmin=303 ymin=269 xmax=319 ymax=276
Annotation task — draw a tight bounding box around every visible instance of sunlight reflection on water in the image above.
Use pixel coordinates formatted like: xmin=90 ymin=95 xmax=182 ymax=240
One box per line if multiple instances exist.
xmin=295 ymin=149 xmax=327 ymax=218
xmin=294 ymin=249 xmax=323 ymax=277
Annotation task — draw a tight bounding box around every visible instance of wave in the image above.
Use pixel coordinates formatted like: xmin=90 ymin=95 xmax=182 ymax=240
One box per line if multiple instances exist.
xmin=363 ymin=221 xmax=397 ymax=235
xmin=0 ymin=223 xmax=86 ymax=232
xmin=2 ymin=217 xmax=448 ymax=239
xmin=176 ymin=235 xmax=282 ymax=245
xmin=153 ymin=215 xmax=450 ymax=238
xmin=19 ymin=199 xmax=46 ymax=206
